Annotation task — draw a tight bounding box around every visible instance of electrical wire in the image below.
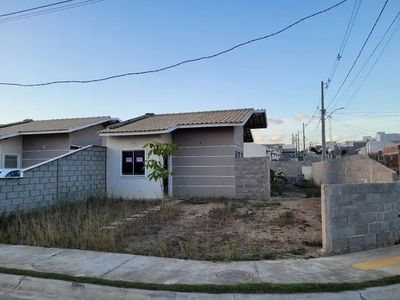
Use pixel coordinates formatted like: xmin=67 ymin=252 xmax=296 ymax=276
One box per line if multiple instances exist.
xmin=0 ymin=0 xmax=104 ymax=24
xmin=342 ymin=12 xmax=400 ymax=108
xmin=331 ymin=117 xmax=373 ymax=134
xmin=0 ymin=0 xmax=74 ymax=18
xmin=0 ymin=0 xmax=349 ymax=87
xmin=326 ymin=0 xmax=389 ymax=110
xmin=325 ymin=0 xmax=362 ymax=91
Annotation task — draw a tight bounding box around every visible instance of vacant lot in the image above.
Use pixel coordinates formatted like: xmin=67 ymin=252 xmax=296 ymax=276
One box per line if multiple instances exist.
xmin=0 ymin=196 xmax=322 ymax=261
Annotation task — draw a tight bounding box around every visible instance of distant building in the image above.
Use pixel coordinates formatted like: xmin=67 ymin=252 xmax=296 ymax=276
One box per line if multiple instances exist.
xmin=357 ymin=141 xmax=395 ymax=155
xmin=382 ymin=143 xmax=400 ymax=175
xmin=375 ymin=132 xmax=400 ymax=143
xmin=335 ymin=140 xmax=367 ymax=157
xmin=281 ymin=144 xmax=296 ymax=161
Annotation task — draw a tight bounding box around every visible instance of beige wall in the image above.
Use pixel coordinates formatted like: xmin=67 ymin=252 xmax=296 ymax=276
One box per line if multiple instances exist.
xmin=172 ymin=127 xmax=237 ymax=198
xmin=22 ymin=134 xmax=70 ymax=168
xmin=69 ymin=124 xmax=105 ymax=147
xmin=0 ymin=136 xmax=23 ymax=168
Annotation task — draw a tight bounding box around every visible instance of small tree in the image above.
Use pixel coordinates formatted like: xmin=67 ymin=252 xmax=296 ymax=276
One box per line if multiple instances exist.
xmin=144 ymin=141 xmax=178 ymax=198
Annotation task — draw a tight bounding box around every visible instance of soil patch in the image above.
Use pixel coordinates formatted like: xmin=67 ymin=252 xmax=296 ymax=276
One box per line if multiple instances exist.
xmin=118 ymin=198 xmax=322 ymax=260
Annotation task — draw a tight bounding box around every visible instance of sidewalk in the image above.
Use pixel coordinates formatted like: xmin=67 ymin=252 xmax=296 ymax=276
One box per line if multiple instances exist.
xmin=0 ymin=244 xmax=399 ymax=285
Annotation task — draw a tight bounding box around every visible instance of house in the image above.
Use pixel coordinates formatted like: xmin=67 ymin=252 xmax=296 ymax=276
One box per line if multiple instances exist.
xmin=375 ymin=132 xmax=400 ymax=142
xmin=99 ymin=108 xmax=267 ymax=199
xmin=382 ymin=143 xmax=400 ymax=175
xmin=335 ymin=140 xmax=367 ymax=157
xmin=357 ymin=141 xmax=395 ymax=155
xmin=0 ymin=117 xmax=119 ymax=168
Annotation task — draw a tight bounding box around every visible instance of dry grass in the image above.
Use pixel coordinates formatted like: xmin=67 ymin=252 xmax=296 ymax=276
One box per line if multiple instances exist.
xmin=0 ymin=196 xmax=179 ymax=252
xmin=0 ymin=197 xmax=322 ymax=261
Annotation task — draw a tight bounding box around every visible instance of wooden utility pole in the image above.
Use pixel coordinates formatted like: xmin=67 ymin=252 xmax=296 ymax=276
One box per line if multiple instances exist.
xmin=321 ymin=81 xmax=326 ymax=161
xmin=302 ymin=123 xmax=306 ymax=152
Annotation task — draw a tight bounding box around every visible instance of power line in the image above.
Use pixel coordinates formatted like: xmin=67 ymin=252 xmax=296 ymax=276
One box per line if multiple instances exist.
xmin=325 ymin=0 xmax=362 ymax=91
xmin=326 ymin=0 xmax=389 ymax=110
xmin=0 ymin=0 xmax=74 ymax=18
xmin=338 ymin=110 xmax=400 ymax=115
xmin=342 ymin=11 xmax=400 ymax=108
xmin=0 ymin=0 xmax=349 ymax=87
xmin=0 ymin=0 xmax=104 ymax=24
xmin=331 ymin=117 xmax=373 ymax=135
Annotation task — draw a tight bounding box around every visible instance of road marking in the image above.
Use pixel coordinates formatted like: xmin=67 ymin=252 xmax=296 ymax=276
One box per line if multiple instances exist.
xmin=353 ymin=256 xmax=400 ymax=269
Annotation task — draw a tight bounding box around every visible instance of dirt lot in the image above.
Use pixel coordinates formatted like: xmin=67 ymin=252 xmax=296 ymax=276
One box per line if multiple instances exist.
xmin=118 ymin=197 xmax=322 ymax=261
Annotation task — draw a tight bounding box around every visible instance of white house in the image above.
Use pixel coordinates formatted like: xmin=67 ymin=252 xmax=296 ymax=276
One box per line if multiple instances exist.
xmin=99 ymin=108 xmax=267 ymax=199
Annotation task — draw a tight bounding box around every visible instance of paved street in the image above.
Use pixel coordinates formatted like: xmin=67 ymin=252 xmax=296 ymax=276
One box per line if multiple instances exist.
xmin=0 ymin=273 xmax=399 ymax=300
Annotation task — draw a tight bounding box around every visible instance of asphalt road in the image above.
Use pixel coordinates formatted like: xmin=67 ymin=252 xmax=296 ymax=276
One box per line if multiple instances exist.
xmin=0 ymin=274 xmax=399 ymax=300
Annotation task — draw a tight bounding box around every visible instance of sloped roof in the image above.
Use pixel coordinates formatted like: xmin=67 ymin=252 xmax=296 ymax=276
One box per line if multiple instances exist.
xmin=100 ymin=108 xmax=257 ymax=135
xmin=0 ymin=116 xmax=117 ymax=140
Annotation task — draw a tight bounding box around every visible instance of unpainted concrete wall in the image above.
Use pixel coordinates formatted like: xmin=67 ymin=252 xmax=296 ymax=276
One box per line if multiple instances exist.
xmin=322 ymin=183 xmax=400 ymax=254
xmin=235 ymin=157 xmax=270 ymax=199
xmin=0 ymin=146 xmax=106 ymax=213
xmin=270 ymin=161 xmax=311 ymax=177
xmin=311 ymin=155 xmax=397 ymax=186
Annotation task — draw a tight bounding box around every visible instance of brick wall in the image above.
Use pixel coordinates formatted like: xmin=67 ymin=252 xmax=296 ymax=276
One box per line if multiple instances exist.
xmin=311 ymin=155 xmax=397 ymax=186
xmin=235 ymin=157 xmax=270 ymax=199
xmin=0 ymin=146 xmax=106 ymax=213
xmin=322 ymin=183 xmax=400 ymax=254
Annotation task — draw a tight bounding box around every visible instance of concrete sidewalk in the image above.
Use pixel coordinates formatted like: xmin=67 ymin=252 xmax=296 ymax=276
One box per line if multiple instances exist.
xmin=0 ymin=244 xmax=399 ymax=285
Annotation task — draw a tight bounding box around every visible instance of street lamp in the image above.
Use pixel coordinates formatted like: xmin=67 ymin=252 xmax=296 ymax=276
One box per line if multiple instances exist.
xmin=325 ymin=107 xmax=344 ymax=120
xmin=322 ymin=107 xmax=344 ymax=161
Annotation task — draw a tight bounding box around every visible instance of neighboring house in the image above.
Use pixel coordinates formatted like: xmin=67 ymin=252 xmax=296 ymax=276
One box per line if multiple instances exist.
xmin=357 ymin=141 xmax=395 ymax=155
xmin=335 ymin=140 xmax=367 ymax=157
xmin=0 ymin=117 xmax=119 ymax=168
xmin=375 ymin=132 xmax=400 ymax=142
xmin=382 ymin=143 xmax=400 ymax=175
xmin=99 ymin=108 xmax=267 ymax=199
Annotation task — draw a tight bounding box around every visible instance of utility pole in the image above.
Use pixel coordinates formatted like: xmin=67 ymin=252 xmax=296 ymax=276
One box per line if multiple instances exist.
xmin=302 ymin=123 xmax=306 ymax=152
xmin=321 ymin=81 xmax=326 ymax=161
xmin=297 ymin=130 xmax=300 ymax=158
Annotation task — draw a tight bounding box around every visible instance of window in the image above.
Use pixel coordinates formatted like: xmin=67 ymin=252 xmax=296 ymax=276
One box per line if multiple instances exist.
xmin=4 ymin=154 xmax=19 ymax=168
xmin=122 ymin=150 xmax=145 ymax=176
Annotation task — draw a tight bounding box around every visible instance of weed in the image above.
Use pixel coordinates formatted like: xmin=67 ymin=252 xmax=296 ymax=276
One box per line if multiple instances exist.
xmin=271 ymin=210 xmax=296 ymax=226
xmin=251 ymin=200 xmax=281 ymax=208
xmin=288 ymin=248 xmax=306 ymax=255
xmin=209 ymin=202 xmax=237 ymax=223
xmin=157 ymin=236 xmax=168 ymax=257
xmin=303 ymin=240 xmax=323 ymax=247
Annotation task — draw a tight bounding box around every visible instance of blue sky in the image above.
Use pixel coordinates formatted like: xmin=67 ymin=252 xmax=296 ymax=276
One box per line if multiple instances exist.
xmin=1 ymin=0 xmax=399 ymax=145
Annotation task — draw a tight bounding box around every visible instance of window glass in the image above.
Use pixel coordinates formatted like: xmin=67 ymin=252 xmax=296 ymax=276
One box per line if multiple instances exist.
xmin=122 ymin=151 xmax=133 ymax=175
xmin=134 ymin=150 xmax=145 ymax=175
xmin=122 ymin=150 xmax=145 ymax=176
xmin=4 ymin=155 xmax=18 ymax=168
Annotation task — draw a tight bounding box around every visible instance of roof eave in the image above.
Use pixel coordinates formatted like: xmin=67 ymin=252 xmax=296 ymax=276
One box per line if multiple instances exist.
xmin=0 ymin=118 xmax=118 ymax=140
xmin=99 ymin=122 xmax=246 ymax=137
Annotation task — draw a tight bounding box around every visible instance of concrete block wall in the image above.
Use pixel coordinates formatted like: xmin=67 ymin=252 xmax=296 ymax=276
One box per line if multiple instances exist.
xmin=235 ymin=157 xmax=270 ymax=199
xmin=0 ymin=146 xmax=106 ymax=213
xmin=322 ymin=183 xmax=400 ymax=254
xmin=312 ymin=155 xmax=397 ymax=186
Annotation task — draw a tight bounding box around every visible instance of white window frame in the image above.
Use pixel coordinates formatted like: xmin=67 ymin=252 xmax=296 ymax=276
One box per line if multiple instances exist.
xmin=3 ymin=153 xmax=20 ymax=168
xmin=120 ymin=149 xmax=146 ymax=177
